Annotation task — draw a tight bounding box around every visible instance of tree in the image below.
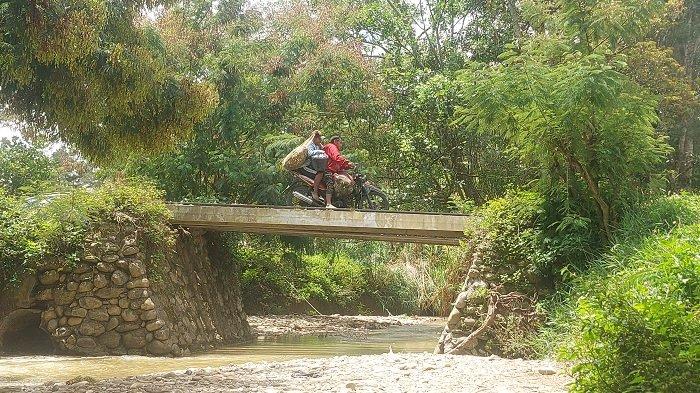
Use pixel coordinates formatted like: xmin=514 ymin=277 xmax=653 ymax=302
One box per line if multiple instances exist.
xmin=0 ymin=0 xmax=217 ymax=160
xmin=0 ymin=137 xmax=59 ymax=194
xmin=454 ymin=0 xmax=672 ymax=241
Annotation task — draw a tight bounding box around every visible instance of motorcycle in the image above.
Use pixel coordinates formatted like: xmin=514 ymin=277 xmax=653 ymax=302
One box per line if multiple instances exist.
xmin=286 ymin=167 xmax=389 ymax=210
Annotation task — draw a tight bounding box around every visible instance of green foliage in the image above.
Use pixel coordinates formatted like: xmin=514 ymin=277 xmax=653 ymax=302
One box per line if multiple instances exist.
xmin=0 ymin=181 xmax=171 ymax=290
xmin=0 ymin=137 xmax=60 ymax=194
xmin=567 ymin=224 xmax=700 ymax=392
xmin=536 ymin=194 xmax=700 ymax=391
xmin=0 ymin=0 xmax=217 ymax=159
xmin=236 ymin=239 xmax=418 ymax=315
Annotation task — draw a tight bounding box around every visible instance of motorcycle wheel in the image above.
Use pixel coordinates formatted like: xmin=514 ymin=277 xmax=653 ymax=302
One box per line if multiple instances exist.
xmin=362 ymin=186 xmax=389 ymax=210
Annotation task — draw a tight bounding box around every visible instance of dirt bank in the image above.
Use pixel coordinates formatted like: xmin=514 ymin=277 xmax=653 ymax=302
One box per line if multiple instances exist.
xmin=18 ymin=353 xmax=570 ymax=393
xmin=248 ymin=314 xmax=444 ymax=339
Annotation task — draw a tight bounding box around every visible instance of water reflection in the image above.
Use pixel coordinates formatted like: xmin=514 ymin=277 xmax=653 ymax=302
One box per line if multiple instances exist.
xmin=0 ymin=322 xmax=442 ymax=386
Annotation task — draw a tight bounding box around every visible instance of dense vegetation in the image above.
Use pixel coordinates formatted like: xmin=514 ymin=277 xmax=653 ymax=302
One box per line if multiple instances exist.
xmin=1 ymin=0 xmax=699 ymax=390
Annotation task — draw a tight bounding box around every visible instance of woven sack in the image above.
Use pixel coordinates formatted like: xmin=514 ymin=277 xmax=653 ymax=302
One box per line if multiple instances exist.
xmin=282 ymin=135 xmax=314 ymax=170
xmin=334 ymin=174 xmax=354 ymax=197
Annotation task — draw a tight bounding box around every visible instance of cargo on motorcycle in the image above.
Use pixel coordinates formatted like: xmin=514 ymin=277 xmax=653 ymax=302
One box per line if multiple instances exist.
xmin=281 ymin=132 xmax=389 ymax=210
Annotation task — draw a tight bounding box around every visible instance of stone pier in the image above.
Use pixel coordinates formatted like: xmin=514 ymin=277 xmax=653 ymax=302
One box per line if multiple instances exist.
xmin=0 ymin=223 xmax=250 ymax=356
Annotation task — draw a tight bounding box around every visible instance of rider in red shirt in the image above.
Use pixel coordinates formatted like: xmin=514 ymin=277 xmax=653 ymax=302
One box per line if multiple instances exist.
xmin=324 ymin=136 xmax=353 ymax=173
xmin=322 ymin=136 xmax=354 ymax=208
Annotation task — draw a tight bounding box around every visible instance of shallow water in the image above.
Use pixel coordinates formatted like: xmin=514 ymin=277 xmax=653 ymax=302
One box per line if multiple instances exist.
xmin=0 ymin=322 xmax=442 ymax=386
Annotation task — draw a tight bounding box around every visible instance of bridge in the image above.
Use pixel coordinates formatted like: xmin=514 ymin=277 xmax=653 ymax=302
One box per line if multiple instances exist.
xmin=167 ymin=204 xmax=472 ymax=245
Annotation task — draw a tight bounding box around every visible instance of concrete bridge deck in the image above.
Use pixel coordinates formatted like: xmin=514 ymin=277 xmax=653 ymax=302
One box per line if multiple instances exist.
xmin=167 ymin=204 xmax=471 ymax=245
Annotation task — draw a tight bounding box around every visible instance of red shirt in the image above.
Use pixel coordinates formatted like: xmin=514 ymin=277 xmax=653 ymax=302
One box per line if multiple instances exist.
xmin=323 ymin=143 xmax=352 ymax=173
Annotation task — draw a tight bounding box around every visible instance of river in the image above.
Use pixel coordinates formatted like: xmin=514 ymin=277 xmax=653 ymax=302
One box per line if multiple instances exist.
xmin=0 ymin=320 xmax=442 ymax=387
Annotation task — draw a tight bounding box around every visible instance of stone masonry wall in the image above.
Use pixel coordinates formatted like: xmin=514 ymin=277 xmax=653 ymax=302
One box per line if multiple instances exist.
xmin=0 ymin=223 xmax=250 ymax=356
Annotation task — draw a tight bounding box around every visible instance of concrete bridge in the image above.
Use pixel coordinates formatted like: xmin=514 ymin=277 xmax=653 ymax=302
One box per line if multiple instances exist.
xmin=167 ymin=204 xmax=471 ymax=245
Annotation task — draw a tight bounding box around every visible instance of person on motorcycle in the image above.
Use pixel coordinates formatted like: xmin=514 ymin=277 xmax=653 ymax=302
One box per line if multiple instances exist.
xmin=301 ymin=131 xmax=328 ymax=203
xmin=323 ymin=135 xmax=354 ymax=209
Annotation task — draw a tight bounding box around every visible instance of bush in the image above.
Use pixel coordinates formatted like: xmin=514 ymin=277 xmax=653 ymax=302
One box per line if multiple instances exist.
xmin=537 ymin=194 xmax=700 ymax=391
xmin=566 ymin=225 xmax=700 ymax=392
xmin=0 ymin=181 xmax=171 ymax=290
xmin=237 ymin=241 xmax=420 ymax=315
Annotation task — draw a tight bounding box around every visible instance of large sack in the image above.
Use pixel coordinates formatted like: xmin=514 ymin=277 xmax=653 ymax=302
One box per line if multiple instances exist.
xmin=282 ymin=135 xmax=313 ymax=170
xmin=334 ymin=173 xmax=354 ymax=197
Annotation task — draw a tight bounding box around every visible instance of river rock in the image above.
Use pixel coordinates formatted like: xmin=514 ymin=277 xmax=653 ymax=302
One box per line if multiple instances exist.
xmin=115 ymin=259 xmax=129 ymax=270
xmin=95 ymin=287 xmax=125 ymax=299
xmin=54 ymin=289 xmax=77 ymax=305
xmin=94 ymin=274 xmax=108 ymax=289
xmin=88 ymin=308 xmax=110 ymax=322
xmin=154 ymin=327 xmax=170 ymax=341
xmin=140 ymin=310 xmax=157 ymax=321
xmin=66 ymin=281 xmax=79 ymax=291
xmin=123 ymin=329 xmax=147 ymax=349
xmin=40 ymin=270 xmax=60 ymax=285
xmin=106 ymin=317 xmax=119 ymax=331
xmin=122 ymin=246 xmax=139 ymax=256
xmin=127 ymin=278 xmax=150 ymax=289
xmin=96 ymin=262 xmax=114 ymax=273
xmin=99 ymin=331 xmax=121 ymax=349
xmin=79 ymin=320 xmax=106 ymax=336
xmin=146 ymin=319 xmax=165 ymax=332
xmin=147 ymin=340 xmax=170 ymax=355
xmin=122 ymin=309 xmax=138 ymax=322
xmin=77 ymin=281 xmax=94 ymax=293
xmin=102 ymin=254 xmax=119 ymax=263
xmin=111 ymin=270 xmax=129 ymax=286
xmin=46 ymin=318 xmax=58 ymax=331
xmin=538 ymin=366 xmax=557 ymax=375
xmin=118 ymin=298 xmax=130 ymax=309
xmin=116 ymin=322 xmax=141 ymax=333
xmin=67 ymin=317 xmax=83 ymax=326
xmin=76 ymin=337 xmax=97 ymax=348
xmin=67 ymin=307 xmax=88 ymax=318
xmin=107 ymin=305 xmax=122 ymax=316
xmin=141 ymin=298 xmax=155 ymax=310
xmin=79 ymin=296 xmax=102 ymax=309
xmin=128 ymin=262 xmax=146 ymax=278
xmin=128 ymin=289 xmax=148 ymax=300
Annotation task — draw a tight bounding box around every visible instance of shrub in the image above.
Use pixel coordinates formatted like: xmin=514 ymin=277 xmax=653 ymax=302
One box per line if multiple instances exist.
xmin=566 ymin=224 xmax=700 ymax=392
xmin=0 ymin=181 xmax=171 ymax=290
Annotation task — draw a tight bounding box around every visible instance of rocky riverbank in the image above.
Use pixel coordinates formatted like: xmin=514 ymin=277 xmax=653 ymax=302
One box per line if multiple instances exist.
xmin=18 ymin=353 xmax=570 ymax=393
xmin=248 ymin=314 xmax=443 ymax=339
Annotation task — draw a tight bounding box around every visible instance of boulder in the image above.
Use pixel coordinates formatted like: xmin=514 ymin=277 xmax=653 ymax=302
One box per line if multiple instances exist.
xmin=126 ymin=278 xmax=150 ymax=289
xmin=79 ymin=320 xmax=106 ymax=336
xmin=99 ymin=331 xmax=121 ymax=349
xmin=140 ymin=310 xmax=157 ymax=321
xmin=76 ymin=337 xmax=97 ymax=348
xmin=146 ymin=319 xmax=165 ymax=332
xmin=95 ymin=287 xmax=125 ymax=299
xmin=141 ymin=298 xmax=155 ymax=311
xmin=88 ymin=308 xmax=110 ymax=322
xmin=122 ymin=309 xmax=138 ymax=322
xmin=128 ymin=262 xmax=146 ymax=278
xmin=96 ymin=262 xmax=114 ymax=273
xmin=122 ymin=246 xmax=139 ymax=257
xmin=123 ymin=329 xmax=147 ymax=349
xmin=78 ymin=297 xmax=102 ymax=309
xmin=93 ymin=274 xmax=108 ymax=289
xmin=77 ymin=281 xmax=93 ymax=293
xmin=147 ymin=340 xmax=170 ymax=356
xmin=111 ymin=270 xmax=129 ymax=286
xmin=54 ymin=289 xmax=77 ymax=305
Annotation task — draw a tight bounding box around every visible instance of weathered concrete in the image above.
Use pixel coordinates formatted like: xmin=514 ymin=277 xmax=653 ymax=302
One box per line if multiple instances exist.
xmin=168 ymin=204 xmax=472 ymax=245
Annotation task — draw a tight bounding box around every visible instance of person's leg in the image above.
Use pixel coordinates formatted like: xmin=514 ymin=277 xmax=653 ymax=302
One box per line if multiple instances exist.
xmin=312 ymin=172 xmax=323 ymax=202
xmin=324 ymin=173 xmax=336 ymax=208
